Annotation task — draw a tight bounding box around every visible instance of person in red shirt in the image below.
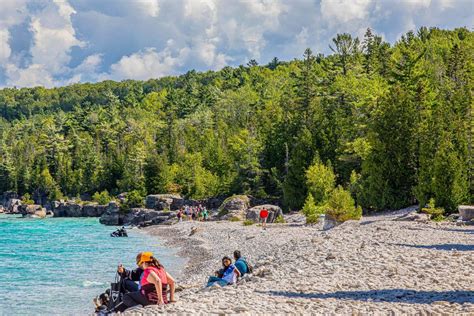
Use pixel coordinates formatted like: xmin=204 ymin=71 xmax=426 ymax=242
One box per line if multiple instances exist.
xmin=259 ymin=208 xmax=269 ymax=229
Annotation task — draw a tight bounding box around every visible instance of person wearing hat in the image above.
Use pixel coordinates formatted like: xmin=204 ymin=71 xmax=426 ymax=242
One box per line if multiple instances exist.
xmin=122 ymin=252 xmax=176 ymax=309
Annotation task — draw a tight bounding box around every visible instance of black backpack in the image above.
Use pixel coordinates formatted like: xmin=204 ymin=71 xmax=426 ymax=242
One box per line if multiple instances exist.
xmin=107 ymin=273 xmax=126 ymax=312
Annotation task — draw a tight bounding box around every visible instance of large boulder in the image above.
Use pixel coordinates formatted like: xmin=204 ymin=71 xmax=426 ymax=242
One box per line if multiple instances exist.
xmin=83 ymin=204 xmax=99 ymax=217
xmin=99 ymin=202 xmax=121 ymax=225
xmin=6 ymin=199 xmax=22 ymax=214
xmin=123 ymin=208 xmax=175 ymax=226
xmin=246 ymin=204 xmax=283 ymax=223
xmin=1 ymin=191 xmax=18 ymax=207
xmin=20 ymin=204 xmax=47 ymax=218
xmin=218 ymin=195 xmax=250 ymax=220
xmin=53 ymin=202 xmax=83 ymax=217
xmin=459 ymin=205 xmax=474 ymax=221
xmin=145 ymin=194 xmax=184 ymax=210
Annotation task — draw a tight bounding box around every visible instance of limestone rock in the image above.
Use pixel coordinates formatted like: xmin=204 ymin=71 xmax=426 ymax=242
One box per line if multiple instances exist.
xmin=99 ymin=202 xmax=121 ymax=225
xmin=218 ymin=195 xmax=250 ymax=220
xmin=20 ymin=204 xmax=47 ymax=218
xmin=246 ymin=204 xmax=283 ymax=223
xmin=459 ymin=205 xmax=474 ymax=221
xmin=145 ymin=194 xmax=183 ymax=210
xmin=6 ymin=198 xmax=22 ymax=213
xmin=123 ymin=208 xmax=175 ymax=226
xmin=83 ymin=204 xmax=99 ymax=217
xmin=394 ymin=211 xmax=429 ymax=222
xmin=53 ymin=202 xmax=83 ymax=217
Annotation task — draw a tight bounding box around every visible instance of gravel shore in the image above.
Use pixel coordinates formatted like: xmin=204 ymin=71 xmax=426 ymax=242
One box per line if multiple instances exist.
xmin=124 ymin=210 xmax=474 ymax=315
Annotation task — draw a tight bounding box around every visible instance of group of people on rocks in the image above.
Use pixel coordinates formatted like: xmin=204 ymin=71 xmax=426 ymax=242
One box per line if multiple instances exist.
xmin=176 ymin=204 xmax=209 ymax=222
xmin=94 ymin=250 xmax=252 ymax=314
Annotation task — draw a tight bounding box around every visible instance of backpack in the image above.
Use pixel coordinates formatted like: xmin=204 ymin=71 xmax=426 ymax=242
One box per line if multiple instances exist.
xmin=107 ymin=273 xmax=126 ymax=312
xmin=243 ymin=259 xmax=253 ymax=274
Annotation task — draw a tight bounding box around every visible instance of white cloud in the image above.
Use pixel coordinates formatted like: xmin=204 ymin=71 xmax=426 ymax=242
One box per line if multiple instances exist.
xmin=0 ymin=30 xmax=11 ymax=63
xmin=106 ymin=46 xmax=189 ymax=81
xmin=0 ymin=0 xmax=473 ymax=87
xmin=5 ymin=64 xmax=54 ymax=87
xmin=29 ymin=0 xmax=84 ymax=75
xmin=136 ymin=0 xmax=160 ymax=17
xmin=321 ymin=0 xmax=372 ymax=24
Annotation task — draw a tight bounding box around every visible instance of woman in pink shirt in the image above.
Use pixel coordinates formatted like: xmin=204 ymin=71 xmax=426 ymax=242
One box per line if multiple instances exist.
xmin=122 ymin=252 xmax=176 ymax=309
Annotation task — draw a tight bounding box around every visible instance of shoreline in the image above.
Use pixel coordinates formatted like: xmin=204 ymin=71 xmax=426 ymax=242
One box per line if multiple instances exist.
xmin=130 ymin=212 xmax=474 ymax=315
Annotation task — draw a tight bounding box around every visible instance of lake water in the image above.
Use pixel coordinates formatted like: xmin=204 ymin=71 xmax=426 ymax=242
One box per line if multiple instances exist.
xmin=0 ymin=214 xmax=185 ymax=315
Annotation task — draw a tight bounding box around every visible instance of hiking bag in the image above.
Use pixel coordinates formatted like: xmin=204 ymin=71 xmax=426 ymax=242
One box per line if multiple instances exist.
xmin=107 ymin=273 xmax=125 ymax=312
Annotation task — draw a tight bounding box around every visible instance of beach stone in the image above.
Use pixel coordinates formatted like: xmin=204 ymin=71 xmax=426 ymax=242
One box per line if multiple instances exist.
xmin=218 ymin=195 xmax=250 ymax=220
xmin=459 ymin=205 xmax=474 ymax=221
xmin=394 ymin=211 xmax=429 ymax=222
xmin=323 ymin=216 xmax=340 ymax=230
xmin=246 ymin=204 xmax=283 ymax=223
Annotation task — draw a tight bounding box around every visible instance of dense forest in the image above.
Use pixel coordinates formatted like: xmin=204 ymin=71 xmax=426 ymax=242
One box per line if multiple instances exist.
xmin=0 ymin=27 xmax=472 ymax=214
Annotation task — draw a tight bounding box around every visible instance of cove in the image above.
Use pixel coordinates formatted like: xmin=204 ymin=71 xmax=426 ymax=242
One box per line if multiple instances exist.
xmin=0 ymin=214 xmax=185 ymax=315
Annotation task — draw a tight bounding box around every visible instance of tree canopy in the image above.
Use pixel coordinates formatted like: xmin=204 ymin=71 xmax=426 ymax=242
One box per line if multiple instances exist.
xmin=0 ymin=27 xmax=472 ymax=213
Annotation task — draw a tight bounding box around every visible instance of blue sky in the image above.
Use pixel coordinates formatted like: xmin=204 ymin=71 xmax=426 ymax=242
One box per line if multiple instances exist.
xmin=0 ymin=0 xmax=472 ymax=87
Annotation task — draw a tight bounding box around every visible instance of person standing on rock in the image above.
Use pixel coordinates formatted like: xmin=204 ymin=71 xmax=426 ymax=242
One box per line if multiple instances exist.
xmin=260 ymin=207 xmax=269 ymax=229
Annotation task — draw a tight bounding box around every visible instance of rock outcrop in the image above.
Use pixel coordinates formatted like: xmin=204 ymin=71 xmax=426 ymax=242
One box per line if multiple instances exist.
xmin=123 ymin=208 xmax=176 ymax=226
xmin=99 ymin=202 xmax=121 ymax=225
xmin=145 ymin=194 xmax=184 ymax=210
xmin=51 ymin=201 xmax=108 ymax=217
xmin=19 ymin=204 xmax=47 ymax=218
xmin=218 ymin=195 xmax=250 ymax=220
xmin=246 ymin=204 xmax=283 ymax=223
xmin=6 ymin=198 xmax=22 ymax=214
xmin=459 ymin=205 xmax=474 ymax=221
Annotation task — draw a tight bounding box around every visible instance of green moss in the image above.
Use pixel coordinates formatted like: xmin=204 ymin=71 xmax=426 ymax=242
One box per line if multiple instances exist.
xmin=229 ymin=216 xmax=241 ymax=222
xmin=274 ymin=214 xmax=286 ymax=224
xmin=243 ymin=219 xmax=255 ymax=226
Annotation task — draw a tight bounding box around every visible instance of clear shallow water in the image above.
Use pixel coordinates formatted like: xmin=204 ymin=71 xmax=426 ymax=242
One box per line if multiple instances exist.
xmin=0 ymin=214 xmax=184 ymax=316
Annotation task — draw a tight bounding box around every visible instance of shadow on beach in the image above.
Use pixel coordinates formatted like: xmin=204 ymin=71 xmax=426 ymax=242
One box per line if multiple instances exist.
xmin=261 ymin=289 xmax=474 ymax=304
xmin=394 ymin=243 xmax=474 ymax=251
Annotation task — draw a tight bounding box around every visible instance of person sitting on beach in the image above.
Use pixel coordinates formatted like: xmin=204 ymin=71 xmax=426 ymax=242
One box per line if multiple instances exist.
xmin=206 ymin=256 xmax=241 ymax=287
xmin=117 ymin=252 xmax=145 ymax=292
xmin=120 ymin=252 xmax=176 ymax=310
xmin=233 ymin=250 xmax=251 ymax=276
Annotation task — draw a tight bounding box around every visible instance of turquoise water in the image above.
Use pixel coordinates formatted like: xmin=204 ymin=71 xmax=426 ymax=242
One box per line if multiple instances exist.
xmin=0 ymin=214 xmax=184 ymax=316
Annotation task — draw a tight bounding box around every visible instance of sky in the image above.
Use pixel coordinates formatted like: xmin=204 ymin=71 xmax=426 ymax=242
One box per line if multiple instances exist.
xmin=0 ymin=0 xmax=472 ymax=88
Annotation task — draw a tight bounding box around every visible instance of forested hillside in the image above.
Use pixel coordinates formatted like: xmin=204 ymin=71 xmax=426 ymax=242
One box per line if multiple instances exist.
xmin=0 ymin=27 xmax=472 ymax=213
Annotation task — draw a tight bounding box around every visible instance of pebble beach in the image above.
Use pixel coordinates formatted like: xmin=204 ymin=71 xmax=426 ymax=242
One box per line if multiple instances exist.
xmin=124 ymin=209 xmax=474 ymax=315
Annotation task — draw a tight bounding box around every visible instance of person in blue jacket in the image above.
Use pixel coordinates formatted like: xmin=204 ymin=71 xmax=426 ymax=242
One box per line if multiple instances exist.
xmin=233 ymin=250 xmax=250 ymax=276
